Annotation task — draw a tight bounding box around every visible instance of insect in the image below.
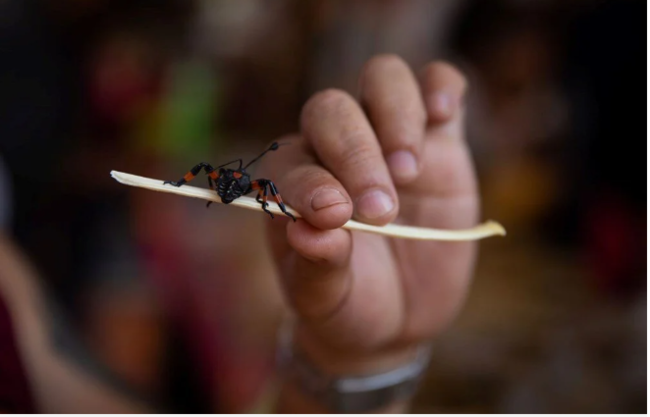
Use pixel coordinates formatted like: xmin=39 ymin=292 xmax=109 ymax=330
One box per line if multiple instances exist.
xmin=163 ymin=142 xmax=296 ymax=221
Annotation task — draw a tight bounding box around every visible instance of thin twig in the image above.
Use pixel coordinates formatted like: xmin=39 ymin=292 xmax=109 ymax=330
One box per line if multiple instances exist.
xmin=110 ymin=170 xmax=506 ymax=241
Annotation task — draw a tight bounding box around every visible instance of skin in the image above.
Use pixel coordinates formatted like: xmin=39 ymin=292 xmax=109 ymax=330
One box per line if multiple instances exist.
xmin=260 ymin=55 xmax=479 ymax=412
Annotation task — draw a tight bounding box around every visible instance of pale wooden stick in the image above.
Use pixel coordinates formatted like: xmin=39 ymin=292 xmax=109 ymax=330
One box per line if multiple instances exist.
xmin=110 ymin=170 xmax=506 ymax=241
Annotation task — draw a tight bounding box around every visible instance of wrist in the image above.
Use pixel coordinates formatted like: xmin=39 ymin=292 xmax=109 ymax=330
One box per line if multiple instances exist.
xmin=292 ymin=324 xmax=419 ymax=376
xmin=276 ymin=319 xmax=432 ymax=413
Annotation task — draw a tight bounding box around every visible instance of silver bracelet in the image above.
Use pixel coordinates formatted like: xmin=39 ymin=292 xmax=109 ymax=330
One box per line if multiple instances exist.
xmin=276 ymin=319 xmax=433 ymax=413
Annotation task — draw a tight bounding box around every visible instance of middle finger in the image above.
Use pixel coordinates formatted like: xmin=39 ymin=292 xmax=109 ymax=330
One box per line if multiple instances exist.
xmin=360 ymin=55 xmax=427 ymax=185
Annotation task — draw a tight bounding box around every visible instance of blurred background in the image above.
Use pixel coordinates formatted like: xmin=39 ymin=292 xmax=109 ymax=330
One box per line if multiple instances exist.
xmin=0 ymin=0 xmax=645 ymax=413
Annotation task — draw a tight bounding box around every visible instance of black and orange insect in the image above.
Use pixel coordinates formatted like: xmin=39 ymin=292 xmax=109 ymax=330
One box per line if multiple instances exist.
xmin=163 ymin=142 xmax=296 ymax=221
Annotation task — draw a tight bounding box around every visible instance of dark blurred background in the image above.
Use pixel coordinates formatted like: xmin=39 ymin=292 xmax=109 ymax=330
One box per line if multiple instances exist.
xmin=0 ymin=0 xmax=645 ymax=413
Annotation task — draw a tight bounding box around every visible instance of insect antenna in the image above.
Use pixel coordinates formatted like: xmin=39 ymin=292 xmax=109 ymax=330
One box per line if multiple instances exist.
xmin=217 ymin=159 xmax=243 ymax=170
xmin=243 ymin=142 xmax=289 ymax=169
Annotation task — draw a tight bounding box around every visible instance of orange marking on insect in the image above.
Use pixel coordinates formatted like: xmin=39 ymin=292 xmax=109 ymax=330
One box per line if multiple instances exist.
xmin=209 ymin=171 xmax=219 ymax=180
xmin=183 ymin=173 xmax=195 ymax=181
xmin=251 ymin=180 xmax=261 ymax=190
xmin=233 ymin=171 xmax=243 ymax=179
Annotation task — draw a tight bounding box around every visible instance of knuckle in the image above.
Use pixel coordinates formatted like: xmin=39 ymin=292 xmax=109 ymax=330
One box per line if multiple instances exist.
xmin=283 ymin=166 xmax=333 ymax=199
xmin=338 ymin=140 xmax=379 ymax=170
xmin=396 ymin=100 xmax=428 ymax=130
xmin=363 ymin=53 xmax=408 ymax=78
xmin=301 ymin=88 xmax=353 ymax=123
xmin=372 ymin=89 xmax=426 ymax=123
xmin=290 ymin=166 xmax=329 ymax=189
xmin=387 ymin=125 xmax=424 ymax=151
xmin=422 ymin=60 xmax=469 ymax=92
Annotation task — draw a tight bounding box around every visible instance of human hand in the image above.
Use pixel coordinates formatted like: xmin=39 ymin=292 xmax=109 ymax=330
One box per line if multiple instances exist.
xmin=261 ymin=55 xmax=477 ymax=408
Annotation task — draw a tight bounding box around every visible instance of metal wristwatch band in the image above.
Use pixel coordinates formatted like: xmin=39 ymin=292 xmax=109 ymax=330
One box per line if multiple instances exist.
xmin=277 ymin=320 xmax=433 ymax=413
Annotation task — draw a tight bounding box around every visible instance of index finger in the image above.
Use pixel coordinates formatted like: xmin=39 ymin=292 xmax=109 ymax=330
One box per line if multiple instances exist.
xmin=301 ymin=89 xmax=399 ymax=225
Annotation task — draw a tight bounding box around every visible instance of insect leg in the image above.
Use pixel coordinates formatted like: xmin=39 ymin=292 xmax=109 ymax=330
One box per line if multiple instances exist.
xmin=262 ymin=183 xmax=274 ymax=219
xmin=251 ymin=180 xmax=274 ymax=219
xmin=206 ymin=176 xmax=217 ymax=208
xmin=267 ymin=180 xmax=296 ymax=222
xmin=164 ymin=162 xmax=219 ymax=187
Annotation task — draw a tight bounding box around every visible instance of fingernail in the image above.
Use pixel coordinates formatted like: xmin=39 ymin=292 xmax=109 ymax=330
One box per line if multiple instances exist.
xmin=356 ymin=189 xmax=394 ymax=220
xmin=387 ymin=150 xmax=418 ymax=182
xmin=429 ymin=92 xmax=453 ymax=118
xmin=311 ymin=188 xmax=348 ymax=211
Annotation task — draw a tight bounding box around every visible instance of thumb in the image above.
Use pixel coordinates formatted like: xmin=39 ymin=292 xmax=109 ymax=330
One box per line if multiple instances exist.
xmin=268 ymin=218 xmax=352 ymax=323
